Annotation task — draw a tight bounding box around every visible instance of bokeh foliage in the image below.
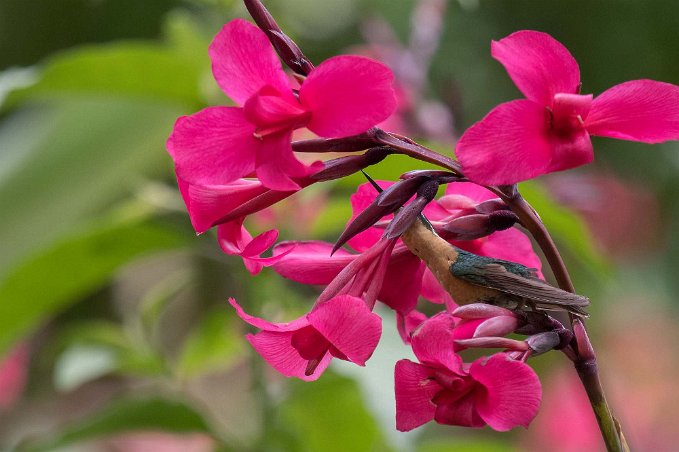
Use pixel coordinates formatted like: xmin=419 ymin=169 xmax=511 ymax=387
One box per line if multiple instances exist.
xmin=0 ymin=0 xmax=677 ymax=450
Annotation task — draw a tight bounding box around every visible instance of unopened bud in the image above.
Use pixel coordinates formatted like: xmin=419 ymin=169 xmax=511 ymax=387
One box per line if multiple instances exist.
xmin=400 ymin=170 xmax=459 ymax=184
xmin=453 ymin=303 xmax=517 ymax=319
xmin=474 ymin=198 xmax=510 ymax=214
xmin=573 ymin=318 xmax=596 ymax=361
xmin=439 ymin=214 xmax=492 ymax=240
xmin=526 ymin=331 xmax=561 ymax=355
xmin=311 ymin=147 xmax=389 ymax=181
xmin=455 ymin=337 xmax=529 ymax=352
xmin=474 ymin=315 xmax=522 ymax=338
xmin=487 ymin=210 xmax=519 ymax=231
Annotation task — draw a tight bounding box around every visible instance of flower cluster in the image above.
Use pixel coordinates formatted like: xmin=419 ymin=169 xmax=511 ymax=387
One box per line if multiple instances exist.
xmin=166 ymin=3 xmax=679 ymax=437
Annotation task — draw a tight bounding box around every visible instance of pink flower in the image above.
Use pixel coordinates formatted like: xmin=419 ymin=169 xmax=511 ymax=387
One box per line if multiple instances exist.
xmin=272 ymin=238 xmax=424 ymax=315
xmin=167 ymin=19 xmax=397 ymax=191
xmin=217 ymin=218 xmax=288 ymax=275
xmin=395 ymin=314 xmax=541 ymax=432
xmin=229 ymin=295 xmax=381 ymax=381
xmin=457 ymin=30 xmax=679 ymax=185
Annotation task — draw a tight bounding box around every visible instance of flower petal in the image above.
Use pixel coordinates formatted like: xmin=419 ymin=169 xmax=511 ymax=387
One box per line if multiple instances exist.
xmin=217 ymin=219 xmax=251 ymax=255
xmin=586 ymin=79 xmax=679 ymax=143
xmin=255 ymin=131 xmax=307 ymax=191
xmin=456 ymin=100 xmax=552 ymax=185
xmin=272 ymin=241 xmax=356 ymax=284
xmin=474 ymin=228 xmax=543 ymax=279
xmin=420 ymin=266 xmax=455 ymax=308
xmin=491 ymin=30 xmax=580 ymax=105
xmin=308 ymin=295 xmax=382 ymax=366
xmin=547 ymin=127 xmax=594 ymax=173
xmin=395 ymin=360 xmax=440 ymax=431
xmin=241 ymin=229 xmax=279 ymax=257
xmin=379 ymin=252 xmax=424 ymax=314
xmin=229 ymin=298 xmax=309 ymax=332
xmin=177 ymin=177 xmax=268 ymax=234
xmin=300 ymin=55 xmax=397 ymax=137
xmin=396 ymin=310 xmax=428 ymax=344
xmin=246 ymin=331 xmax=332 ymax=381
xmin=347 ymin=181 xmax=395 ymax=252
xmin=471 ymin=354 xmax=542 ymax=431
xmin=167 ymin=107 xmax=259 ymax=186
xmin=447 ymin=182 xmax=497 ymax=202
xmin=410 ymin=313 xmax=463 ymax=374
xmin=209 ymin=19 xmax=290 ymax=106
xmin=434 ymin=387 xmax=486 ymax=428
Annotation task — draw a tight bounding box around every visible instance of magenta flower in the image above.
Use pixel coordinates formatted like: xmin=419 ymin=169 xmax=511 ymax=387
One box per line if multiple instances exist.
xmin=177 ymin=170 xmax=321 ymax=235
xmin=167 ymin=19 xmax=397 ymax=191
xmin=457 ymin=30 xmax=679 ymax=185
xmin=395 ymin=314 xmax=541 ymax=432
xmin=217 ymin=218 xmax=289 ymax=275
xmin=229 ymin=295 xmax=381 ymax=381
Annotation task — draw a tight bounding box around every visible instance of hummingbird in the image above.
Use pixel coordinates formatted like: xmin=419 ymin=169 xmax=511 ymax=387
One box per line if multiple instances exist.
xmin=400 ymin=214 xmax=590 ymax=317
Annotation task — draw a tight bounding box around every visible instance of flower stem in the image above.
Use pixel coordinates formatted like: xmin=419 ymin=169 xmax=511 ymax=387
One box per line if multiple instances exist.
xmin=499 ymin=190 xmax=627 ymax=452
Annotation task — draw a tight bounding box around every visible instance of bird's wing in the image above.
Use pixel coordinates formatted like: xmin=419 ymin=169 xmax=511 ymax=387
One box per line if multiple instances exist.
xmin=452 ymin=262 xmax=590 ymax=308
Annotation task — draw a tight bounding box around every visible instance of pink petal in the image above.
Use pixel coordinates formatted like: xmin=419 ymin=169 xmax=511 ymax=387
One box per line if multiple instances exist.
xmin=246 ymin=331 xmax=332 ymax=381
xmin=470 ymin=354 xmax=542 ymax=431
xmin=586 ymin=79 xmax=679 ymax=143
xmin=433 ymin=387 xmax=486 ymax=428
xmin=209 ymin=19 xmax=290 ymax=106
xmin=443 ymin=182 xmax=496 ymax=203
xmin=396 ymin=310 xmax=428 ymax=344
xmin=379 ymin=252 xmax=424 ymax=314
xmin=272 ymin=241 xmax=356 ymax=285
xmin=255 ymin=131 xmax=307 ymax=191
xmin=410 ymin=313 xmax=463 ymax=374
xmin=229 ymin=298 xmax=309 ymax=332
xmin=452 ymin=319 xmax=484 ymax=344
xmin=473 ymin=316 xmax=521 ymax=338
xmin=547 ymin=127 xmax=594 ymax=173
xmin=474 ymin=228 xmax=543 ymax=279
xmin=308 ymin=295 xmax=382 ymax=366
xmin=243 ymin=85 xmax=307 ymax=126
xmin=456 ymin=100 xmax=552 ymax=185
xmin=347 ymin=181 xmax=395 ymax=252
xmin=241 ymin=229 xmax=279 ymax=257
xmin=300 ymin=55 xmax=397 ymax=137
xmin=177 ymin=177 xmax=268 ymax=234
xmin=491 ymin=30 xmax=580 ymax=105
xmin=420 ymin=267 xmax=455 ymax=306
xmin=242 ymin=257 xmax=264 ymax=276
xmin=167 ymin=107 xmax=259 ymax=186
xmin=217 ymin=219 xmax=252 ymax=255
xmin=394 ymin=360 xmax=440 ymax=431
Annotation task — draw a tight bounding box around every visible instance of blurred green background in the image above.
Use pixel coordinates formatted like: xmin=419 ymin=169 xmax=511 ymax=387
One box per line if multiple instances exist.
xmin=1 ymin=0 xmax=678 ymax=451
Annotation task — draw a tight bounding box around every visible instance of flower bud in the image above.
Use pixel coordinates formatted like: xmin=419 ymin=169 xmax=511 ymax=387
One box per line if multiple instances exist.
xmin=526 ymin=331 xmax=561 ymax=355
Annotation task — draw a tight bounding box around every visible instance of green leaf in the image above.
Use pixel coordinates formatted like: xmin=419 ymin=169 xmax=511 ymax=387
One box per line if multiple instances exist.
xmin=519 ymin=180 xmax=610 ymax=276
xmin=281 ymin=372 xmax=390 ymax=452
xmin=21 ymin=397 xmax=212 ymax=452
xmin=0 ymin=217 xmax=187 ymax=355
xmin=176 ymin=307 xmax=245 ymax=379
xmin=53 ymin=344 xmax=119 ymax=392
xmin=5 ymin=41 xmax=207 ymax=109
xmin=0 ymin=98 xmax=184 ymax=278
